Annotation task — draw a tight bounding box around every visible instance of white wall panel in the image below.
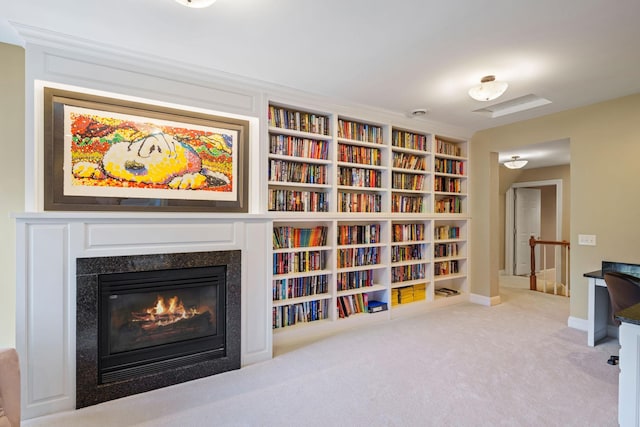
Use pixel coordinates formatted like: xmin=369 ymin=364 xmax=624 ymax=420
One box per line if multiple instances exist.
xmin=242 ymin=221 xmax=272 ymax=364
xmin=25 ymin=223 xmax=72 ymax=412
xmin=85 ymin=222 xmax=236 ymax=249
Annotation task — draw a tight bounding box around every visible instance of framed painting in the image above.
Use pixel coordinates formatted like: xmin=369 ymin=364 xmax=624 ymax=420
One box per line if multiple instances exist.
xmin=43 ymin=87 xmax=250 ymax=212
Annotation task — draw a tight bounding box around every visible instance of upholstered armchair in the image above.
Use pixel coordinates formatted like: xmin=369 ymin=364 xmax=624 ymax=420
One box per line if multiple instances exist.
xmin=0 ymin=348 xmax=20 ymax=427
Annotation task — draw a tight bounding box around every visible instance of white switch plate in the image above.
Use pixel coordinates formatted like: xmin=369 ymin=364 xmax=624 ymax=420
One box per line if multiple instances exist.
xmin=578 ymin=234 xmax=597 ymax=246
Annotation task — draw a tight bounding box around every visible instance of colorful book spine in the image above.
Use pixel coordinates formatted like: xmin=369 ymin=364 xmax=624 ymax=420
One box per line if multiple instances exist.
xmin=272 ymin=299 xmax=329 ymax=329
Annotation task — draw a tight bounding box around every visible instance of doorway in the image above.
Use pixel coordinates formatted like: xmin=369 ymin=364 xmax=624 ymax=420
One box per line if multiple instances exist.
xmin=505 ymin=179 xmax=563 ymax=282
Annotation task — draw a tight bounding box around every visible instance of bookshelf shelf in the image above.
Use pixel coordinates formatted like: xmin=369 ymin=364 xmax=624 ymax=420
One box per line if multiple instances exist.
xmin=434 ymin=273 xmax=467 ymax=281
xmin=337 ymin=284 xmax=386 ymax=297
xmin=390 ymin=278 xmax=429 ymax=289
xmin=273 ymin=245 xmax=332 ymax=254
xmin=337 ymin=264 xmax=386 ymax=273
xmin=269 ymin=153 xmax=332 ymax=165
xmin=267 ymin=126 xmax=332 ymax=140
xmin=272 ymin=269 xmax=332 ymax=280
xmin=272 ymin=293 xmax=332 ymax=307
xmin=337 ymin=162 xmax=387 ymax=170
xmin=269 ymin=180 xmax=332 ymax=188
xmin=391 ymin=258 xmax=427 ymax=267
xmin=337 ymin=185 xmax=386 ymax=192
xmin=268 ymin=101 xmax=469 ymax=334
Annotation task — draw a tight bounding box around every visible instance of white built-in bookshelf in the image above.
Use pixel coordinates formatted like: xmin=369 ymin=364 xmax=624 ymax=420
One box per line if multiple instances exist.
xmin=267 ymin=101 xmax=469 ymax=335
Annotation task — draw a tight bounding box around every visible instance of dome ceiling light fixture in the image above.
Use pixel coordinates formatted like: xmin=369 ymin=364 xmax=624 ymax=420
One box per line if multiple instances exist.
xmin=175 ymin=0 xmax=217 ymax=8
xmin=468 ymin=75 xmax=509 ymax=102
xmin=503 ymin=155 xmax=528 ymax=169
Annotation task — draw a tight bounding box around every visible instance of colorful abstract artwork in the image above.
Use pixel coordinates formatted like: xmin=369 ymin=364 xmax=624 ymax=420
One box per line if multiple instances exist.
xmin=44 ymin=87 xmax=250 ymax=212
xmin=63 ymin=106 xmax=238 ymax=201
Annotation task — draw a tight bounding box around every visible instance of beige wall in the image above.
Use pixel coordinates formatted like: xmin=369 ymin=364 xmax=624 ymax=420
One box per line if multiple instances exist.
xmin=0 ymin=43 xmax=25 ymax=347
xmin=471 ymin=94 xmax=640 ymax=320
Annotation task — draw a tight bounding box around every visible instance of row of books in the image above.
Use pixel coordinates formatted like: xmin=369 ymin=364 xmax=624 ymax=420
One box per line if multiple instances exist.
xmin=392 ymin=152 xmax=427 ymax=171
xmin=337 ymin=246 xmax=380 ymax=268
xmin=391 ymin=263 xmax=425 ymax=283
xmin=391 ymin=194 xmax=424 ymax=213
xmin=392 ymin=172 xmax=425 ymax=191
xmin=269 ymin=160 xmax=328 ymax=185
xmin=391 ymin=283 xmax=426 ymax=306
xmin=273 ymin=250 xmax=326 ymax=275
xmin=392 ymin=130 xmax=429 ymax=152
xmin=269 ymin=134 xmax=329 ymax=160
xmin=434 ymin=260 xmax=460 ymax=276
xmin=337 ymin=293 xmax=368 ymax=318
xmin=434 ymin=158 xmax=465 ymax=175
xmin=336 ymin=269 xmax=375 ymax=291
xmin=268 ymin=189 xmax=329 ymax=212
xmin=434 ymin=176 xmax=462 ymax=193
xmin=268 ymin=106 xmax=330 ymax=136
xmin=337 ymin=223 xmax=381 ymax=245
xmin=272 ymin=275 xmax=329 ymax=301
xmin=337 ymin=143 xmax=382 ymax=166
xmin=338 ymin=167 xmax=381 ymax=188
xmin=435 ymin=138 xmax=463 ymax=157
xmin=391 ymin=244 xmax=423 ymax=263
xmin=273 ymin=225 xmax=328 ymax=249
xmin=337 ymin=119 xmax=383 ymax=144
xmin=434 ymin=225 xmax=461 ymax=240
xmin=337 ymin=191 xmax=382 ymax=213
xmin=272 ymin=299 xmax=329 ymax=329
xmin=392 ymin=223 xmax=426 ymax=242
xmin=435 ymin=196 xmax=463 ymax=214
xmin=434 ymin=242 xmax=459 ymax=258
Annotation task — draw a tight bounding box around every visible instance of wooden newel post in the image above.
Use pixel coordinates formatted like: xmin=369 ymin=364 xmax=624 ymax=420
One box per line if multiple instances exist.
xmin=529 ymin=236 xmax=537 ymax=291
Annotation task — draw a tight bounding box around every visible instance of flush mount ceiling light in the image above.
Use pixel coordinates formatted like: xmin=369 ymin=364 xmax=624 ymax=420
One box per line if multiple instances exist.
xmin=503 ymin=155 xmax=528 ymax=169
xmin=410 ymin=108 xmax=429 ymax=117
xmin=175 ymin=0 xmax=217 ymax=8
xmin=468 ymin=75 xmax=509 ymax=102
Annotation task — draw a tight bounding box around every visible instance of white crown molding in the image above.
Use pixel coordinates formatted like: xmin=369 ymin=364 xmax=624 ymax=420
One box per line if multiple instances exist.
xmin=10 ymin=21 xmax=263 ymax=93
xmin=10 ymin=21 xmax=471 ymax=139
xmin=0 ymin=18 xmax=25 ymax=46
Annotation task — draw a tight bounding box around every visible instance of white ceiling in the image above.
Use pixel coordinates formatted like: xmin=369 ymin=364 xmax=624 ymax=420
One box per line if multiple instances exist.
xmin=499 ymin=139 xmax=570 ymax=170
xmin=3 ymin=0 xmax=640 ymax=164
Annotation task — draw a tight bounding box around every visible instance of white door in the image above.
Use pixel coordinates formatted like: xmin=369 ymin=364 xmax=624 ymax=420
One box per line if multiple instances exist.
xmin=514 ymin=188 xmax=541 ymax=275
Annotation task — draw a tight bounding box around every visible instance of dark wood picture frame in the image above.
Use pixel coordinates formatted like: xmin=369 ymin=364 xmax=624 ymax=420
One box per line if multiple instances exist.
xmin=43 ymin=87 xmax=250 ymax=213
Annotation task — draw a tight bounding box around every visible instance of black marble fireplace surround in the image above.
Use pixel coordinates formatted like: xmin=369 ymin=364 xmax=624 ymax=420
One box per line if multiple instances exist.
xmin=76 ymin=251 xmax=241 ymax=409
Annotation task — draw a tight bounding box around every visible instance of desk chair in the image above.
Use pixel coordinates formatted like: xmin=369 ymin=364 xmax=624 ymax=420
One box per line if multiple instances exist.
xmin=604 ymin=271 xmax=640 ymax=365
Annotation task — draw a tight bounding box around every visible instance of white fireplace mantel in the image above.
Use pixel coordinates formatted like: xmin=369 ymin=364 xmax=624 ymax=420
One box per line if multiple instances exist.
xmin=15 ymin=213 xmax=272 ymax=419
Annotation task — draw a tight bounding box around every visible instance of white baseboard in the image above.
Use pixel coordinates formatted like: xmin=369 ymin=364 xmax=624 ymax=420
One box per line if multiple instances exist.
xmin=568 ymin=316 xmax=588 ymax=331
xmin=567 ymin=317 xmax=620 ymax=339
xmin=470 ymin=293 xmax=501 ymax=306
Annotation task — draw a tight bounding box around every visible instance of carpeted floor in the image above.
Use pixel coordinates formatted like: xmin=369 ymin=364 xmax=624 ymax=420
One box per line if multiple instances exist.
xmin=23 ymin=285 xmax=620 ymax=427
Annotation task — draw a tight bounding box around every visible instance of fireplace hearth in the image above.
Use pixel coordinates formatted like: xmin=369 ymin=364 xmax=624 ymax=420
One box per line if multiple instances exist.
xmin=76 ymin=251 xmax=241 ymax=408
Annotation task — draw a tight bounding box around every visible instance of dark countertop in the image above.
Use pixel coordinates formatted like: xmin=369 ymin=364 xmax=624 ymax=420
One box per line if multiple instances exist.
xmin=584 ymin=261 xmax=640 ymax=280
xmin=616 ymin=303 xmax=640 ymax=325
xmin=584 ymin=270 xmax=603 ymax=279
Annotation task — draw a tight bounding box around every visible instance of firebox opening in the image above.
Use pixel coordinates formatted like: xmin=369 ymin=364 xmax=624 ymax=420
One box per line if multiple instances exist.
xmin=98 ymin=265 xmax=226 ymax=384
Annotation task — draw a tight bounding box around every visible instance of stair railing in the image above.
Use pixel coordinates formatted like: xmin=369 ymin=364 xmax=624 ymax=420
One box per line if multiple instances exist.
xmin=529 ymin=236 xmax=571 ymax=296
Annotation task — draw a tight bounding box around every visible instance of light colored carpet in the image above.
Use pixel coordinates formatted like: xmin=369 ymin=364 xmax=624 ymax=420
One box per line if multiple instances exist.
xmin=24 ymin=285 xmax=619 ymax=427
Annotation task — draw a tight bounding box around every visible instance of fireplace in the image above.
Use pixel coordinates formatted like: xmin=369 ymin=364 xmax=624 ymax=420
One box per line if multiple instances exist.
xmin=76 ymin=251 xmax=241 ymax=408
xmin=98 ymin=265 xmax=226 ymax=384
